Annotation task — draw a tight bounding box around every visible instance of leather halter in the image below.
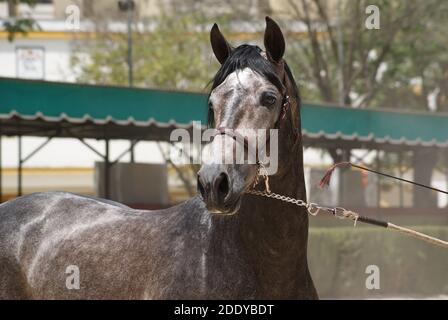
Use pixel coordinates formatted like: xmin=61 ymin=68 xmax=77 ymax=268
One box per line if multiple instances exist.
xmin=212 ymin=92 xmax=292 ymax=164
xmin=211 ymin=63 xmax=296 ymax=164
xmin=275 ymin=94 xmax=291 ymax=129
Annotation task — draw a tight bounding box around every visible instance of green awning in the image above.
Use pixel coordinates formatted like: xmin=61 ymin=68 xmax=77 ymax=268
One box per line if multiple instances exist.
xmin=1 ymin=77 xmax=447 ymax=149
xmin=0 ymin=77 xmax=208 ymax=141
xmin=302 ymin=103 xmax=448 ymax=149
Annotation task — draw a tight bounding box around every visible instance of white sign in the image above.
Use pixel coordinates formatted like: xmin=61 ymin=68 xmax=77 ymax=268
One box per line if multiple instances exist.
xmin=16 ymin=47 xmax=45 ymax=79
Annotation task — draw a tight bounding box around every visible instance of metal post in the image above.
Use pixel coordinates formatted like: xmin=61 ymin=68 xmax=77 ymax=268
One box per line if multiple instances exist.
xmin=336 ymin=0 xmax=345 ymax=105
xmin=0 ymin=134 xmax=2 ymax=202
xmin=118 ymin=0 xmax=134 ymax=86
xmin=445 ymin=150 xmax=448 ymax=207
xmin=339 ymin=149 xmax=351 ymax=206
xmin=446 ymin=152 xmax=448 ymax=202
xmin=18 ymin=135 xmax=22 ymax=197
xmin=398 ymin=152 xmax=404 ymax=208
xmin=376 ymin=149 xmax=381 ymax=207
xmin=126 ymin=1 xmax=133 ymax=87
xmin=126 ymin=0 xmax=135 ymax=161
xmin=130 ymin=140 xmax=135 ymax=163
xmin=340 ymin=149 xmax=346 ymax=205
xmin=105 ymin=139 xmax=110 ymax=199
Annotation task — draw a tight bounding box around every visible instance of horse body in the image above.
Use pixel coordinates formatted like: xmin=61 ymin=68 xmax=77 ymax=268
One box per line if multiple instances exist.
xmin=0 ymin=192 xmax=248 ymax=299
xmin=0 ymin=189 xmax=315 ymax=299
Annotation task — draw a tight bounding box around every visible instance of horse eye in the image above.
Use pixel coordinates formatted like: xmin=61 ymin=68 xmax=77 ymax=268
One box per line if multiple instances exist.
xmin=261 ymin=93 xmax=277 ymax=107
xmin=208 ymin=101 xmax=213 ymax=109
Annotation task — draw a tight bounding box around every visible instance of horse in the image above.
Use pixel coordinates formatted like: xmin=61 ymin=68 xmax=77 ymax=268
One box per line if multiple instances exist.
xmin=0 ymin=17 xmax=318 ymax=299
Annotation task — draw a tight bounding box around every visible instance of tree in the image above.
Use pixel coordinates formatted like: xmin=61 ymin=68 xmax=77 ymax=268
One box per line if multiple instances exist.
xmin=72 ymin=1 xmax=448 ymax=206
xmin=71 ymin=14 xmax=218 ymax=91
xmin=375 ymin=0 xmax=448 ymax=113
xmin=284 ymin=0 xmax=446 ymax=109
xmin=281 ymin=0 xmax=448 ymax=207
xmin=71 ymin=12 xmax=220 ymax=197
xmin=2 ymin=0 xmax=40 ymax=41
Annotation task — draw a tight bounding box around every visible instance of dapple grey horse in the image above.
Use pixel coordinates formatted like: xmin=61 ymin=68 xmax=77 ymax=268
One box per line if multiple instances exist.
xmin=0 ymin=17 xmax=318 ymax=299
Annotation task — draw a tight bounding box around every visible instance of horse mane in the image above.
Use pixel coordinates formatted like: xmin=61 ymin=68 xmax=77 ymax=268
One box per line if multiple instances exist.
xmin=207 ymin=44 xmax=300 ymax=128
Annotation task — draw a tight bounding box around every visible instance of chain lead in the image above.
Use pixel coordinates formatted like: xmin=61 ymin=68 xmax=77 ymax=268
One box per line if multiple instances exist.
xmin=246 ymin=189 xmax=309 ymax=208
xmin=247 ymin=162 xmax=310 ymax=211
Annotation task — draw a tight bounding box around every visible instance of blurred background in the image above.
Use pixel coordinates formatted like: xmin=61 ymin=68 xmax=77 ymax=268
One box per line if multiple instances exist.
xmin=0 ymin=0 xmax=447 ymax=299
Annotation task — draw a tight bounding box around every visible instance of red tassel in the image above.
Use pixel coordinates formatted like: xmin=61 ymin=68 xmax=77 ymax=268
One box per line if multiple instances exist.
xmin=319 ymin=162 xmax=351 ymax=189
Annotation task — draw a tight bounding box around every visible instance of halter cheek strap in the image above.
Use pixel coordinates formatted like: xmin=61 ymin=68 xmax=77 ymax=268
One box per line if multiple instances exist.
xmin=273 ymin=66 xmax=297 ymax=135
xmin=274 ymin=94 xmax=290 ymax=129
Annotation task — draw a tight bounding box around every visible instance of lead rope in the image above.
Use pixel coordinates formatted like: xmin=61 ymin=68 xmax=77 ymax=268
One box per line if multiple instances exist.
xmin=246 ymin=163 xmax=448 ymax=249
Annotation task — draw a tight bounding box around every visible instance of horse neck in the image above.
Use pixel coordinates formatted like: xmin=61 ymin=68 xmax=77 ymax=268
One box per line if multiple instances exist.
xmin=235 ymin=126 xmax=311 ymax=297
xmin=269 ymin=136 xmax=306 ymax=199
xmin=241 ymin=135 xmax=307 ymax=237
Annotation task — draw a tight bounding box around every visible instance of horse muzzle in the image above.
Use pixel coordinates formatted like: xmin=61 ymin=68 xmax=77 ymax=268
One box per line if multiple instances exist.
xmin=197 ymin=165 xmax=242 ymax=215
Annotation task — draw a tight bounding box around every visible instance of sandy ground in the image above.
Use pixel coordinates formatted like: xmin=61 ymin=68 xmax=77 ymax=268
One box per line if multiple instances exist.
xmin=377 ymin=295 xmax=448 ymax=300
xmin=351 ymin=295 xmax=448 ymax=300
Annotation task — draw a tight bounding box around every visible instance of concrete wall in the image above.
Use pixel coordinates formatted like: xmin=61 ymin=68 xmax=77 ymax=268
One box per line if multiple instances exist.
xmin=95 ymin=162 xmax=170 ymax=206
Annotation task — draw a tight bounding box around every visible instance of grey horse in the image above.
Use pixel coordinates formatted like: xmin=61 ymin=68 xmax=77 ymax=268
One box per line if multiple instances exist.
xmin=0 ymin=17 xmax=318 ymax=299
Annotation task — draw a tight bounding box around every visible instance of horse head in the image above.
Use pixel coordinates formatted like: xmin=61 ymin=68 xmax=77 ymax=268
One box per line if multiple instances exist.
xmin=198 ymin=17 xmax=301 ymax=215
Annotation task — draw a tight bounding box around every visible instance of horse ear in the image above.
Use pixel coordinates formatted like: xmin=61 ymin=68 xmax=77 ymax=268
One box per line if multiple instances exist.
xmin=210 ymin=23 xmax=232 ymax=65
xmin=264 ymin=16 xmax=285 ymax=63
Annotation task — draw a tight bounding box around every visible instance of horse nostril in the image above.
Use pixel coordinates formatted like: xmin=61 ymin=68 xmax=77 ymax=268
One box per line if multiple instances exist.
xmin=215 ymin=172 xmax=230 ymax=202
xmin=197 ymin=175 xmax=206 ymax=200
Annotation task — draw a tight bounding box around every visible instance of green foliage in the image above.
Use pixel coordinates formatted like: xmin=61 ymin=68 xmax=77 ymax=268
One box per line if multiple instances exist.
xmin=284 ymin=0 xmax=448 ymax=112
xmin=3 ymin=18 xmax=39 ymax=41
xmin=377 ymin=0 xmax=448 ymax=112
xmin=2 ymin=0 xmax=40 ymax=42
xmin=71 ymin=15 xmax=220 ymax=91
xmin=72 ymin=1 xmax=448 ymax=112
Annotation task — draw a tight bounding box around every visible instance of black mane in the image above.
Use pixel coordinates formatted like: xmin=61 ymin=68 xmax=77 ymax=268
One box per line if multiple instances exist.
xmin=208 ymin=44 xmax=299 ymax=127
